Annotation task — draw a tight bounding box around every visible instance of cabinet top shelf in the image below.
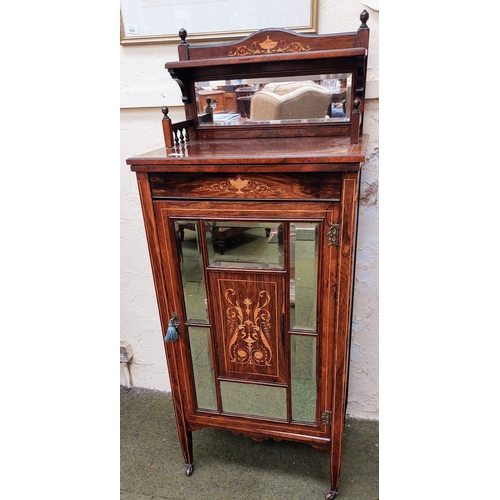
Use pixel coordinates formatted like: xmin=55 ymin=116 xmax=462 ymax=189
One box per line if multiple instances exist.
xmin=127 ymin=135 xmax=369 ymax=172
xmin=159 ymin=13 xmax=370 ymax=144
xmin=166 ymin=47 xmax=366 ymax=71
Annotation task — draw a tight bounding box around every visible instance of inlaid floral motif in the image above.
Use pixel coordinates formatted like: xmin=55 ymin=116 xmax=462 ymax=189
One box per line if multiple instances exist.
xmin=225 ymin=288 xmax=273 ymax=367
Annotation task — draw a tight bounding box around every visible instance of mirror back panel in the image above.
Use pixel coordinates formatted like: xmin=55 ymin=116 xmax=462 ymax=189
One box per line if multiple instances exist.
xmin=166 ymin=12 xmax=369 ymax=141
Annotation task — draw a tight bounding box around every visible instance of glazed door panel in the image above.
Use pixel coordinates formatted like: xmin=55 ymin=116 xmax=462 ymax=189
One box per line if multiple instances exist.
xmin=207 ymin=270 xmax=286 ymax=385
xmin=153 ymin=200 xmax=341 ymax=430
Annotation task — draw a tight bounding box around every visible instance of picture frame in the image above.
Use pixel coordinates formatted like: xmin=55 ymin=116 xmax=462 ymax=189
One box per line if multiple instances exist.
xmin=120 ymin=0 xmax=318 ymax=45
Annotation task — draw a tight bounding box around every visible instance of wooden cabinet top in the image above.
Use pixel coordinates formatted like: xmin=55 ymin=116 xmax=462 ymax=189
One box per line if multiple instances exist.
xmin=127 ymin=135 xmax=368 ymax=172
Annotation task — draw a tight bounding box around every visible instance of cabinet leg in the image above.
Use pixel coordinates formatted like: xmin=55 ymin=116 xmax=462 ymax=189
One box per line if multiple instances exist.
xmin=180 ymin=429 xmax=194 ymax=476
xmin=328 ymin=443 xmax=341 ymax=499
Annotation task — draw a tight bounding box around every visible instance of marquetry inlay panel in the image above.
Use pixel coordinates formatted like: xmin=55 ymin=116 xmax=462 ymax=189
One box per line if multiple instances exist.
xmin=149 ymin=173 xmax=342 ymax=201
xmin=225 ymin=288 xmax=273 ymax=367
xmin=195 ymin=176 xmax=283 ymax=196
xmin=208 ymin=271 xmax=286 ymax=384
xmin=228 ymin=37 xmax=311 ymax=56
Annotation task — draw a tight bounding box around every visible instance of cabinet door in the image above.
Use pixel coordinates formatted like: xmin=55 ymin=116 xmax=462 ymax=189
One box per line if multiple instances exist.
xmin=154 ymin=201 xmax=339 ymax=430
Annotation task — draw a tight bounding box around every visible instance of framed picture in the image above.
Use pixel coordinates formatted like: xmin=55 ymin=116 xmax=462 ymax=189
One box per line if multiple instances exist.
xmin=120 ymin=0 xmax=318 ymax=45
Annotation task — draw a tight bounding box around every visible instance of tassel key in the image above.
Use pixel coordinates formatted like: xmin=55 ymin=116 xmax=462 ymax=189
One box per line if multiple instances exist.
xmin=165 ymin=312 xmax=180 ymax=342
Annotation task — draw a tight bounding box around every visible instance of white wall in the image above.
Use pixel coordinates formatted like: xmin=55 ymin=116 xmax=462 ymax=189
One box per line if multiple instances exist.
xmin=120 ymin=0 xmax=379 ymax=419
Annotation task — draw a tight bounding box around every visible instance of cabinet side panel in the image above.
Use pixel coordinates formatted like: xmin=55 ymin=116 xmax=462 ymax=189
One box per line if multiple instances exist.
xmin=135 ymin=173 xmax=194 ymax=466
xmin=136 ymin=173 xmax=170 ymax=323
xmin=329 ymin=172 xmax=359 ymax=492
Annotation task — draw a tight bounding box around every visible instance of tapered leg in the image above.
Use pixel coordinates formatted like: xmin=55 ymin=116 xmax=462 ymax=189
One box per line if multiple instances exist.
xmin=173 ymin=406 xmax=193 ymax=475
xmin=184 ymin=430 xmax=193 ymax=476
xmin=171 ymin=403 xmax=194 ymax=476
xmin=325 ymin=455 xmax=339 ymax=499
xmin=327 ymin=439 xmax=341 ymax=499
xmin=165 ymin=344 xmax=194 ymax=476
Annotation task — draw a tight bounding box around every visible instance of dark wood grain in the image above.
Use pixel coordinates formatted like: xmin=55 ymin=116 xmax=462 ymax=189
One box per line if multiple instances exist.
xmin=127 ymin=136 xmax=368 ymax=170
xmin=179 ymin=28 xmax=362 ymax=61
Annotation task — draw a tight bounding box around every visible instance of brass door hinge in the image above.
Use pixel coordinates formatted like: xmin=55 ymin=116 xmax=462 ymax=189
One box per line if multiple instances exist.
xmin=321 ymin=410 xmax=332 ymax=426
xmin=327 ymin=223 xmax=340 ymax=247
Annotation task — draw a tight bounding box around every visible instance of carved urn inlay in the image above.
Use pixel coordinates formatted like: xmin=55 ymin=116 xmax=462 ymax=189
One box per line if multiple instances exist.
xmin=229 ymin=37 xmax=311 ymax=56
xmin=225 ymin=288 xmax=273 ymax=367
xmin=229 ymin=177 xmax=249 ymax=193
xmin=259 ymin=36 xmax=278 ymax=52
xmin=195 ymin=176 xmax=283 ymax=195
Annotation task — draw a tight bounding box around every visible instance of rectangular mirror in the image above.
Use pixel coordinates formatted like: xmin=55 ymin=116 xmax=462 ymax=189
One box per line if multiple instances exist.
xmin=196 ymin=73 xmax=352 ymax=125
xmin=205 ymin=221 xmax=284 ymax=269
xmin=290 ymin=223 xmax=318 ymax=331
xmin=291 ymin=334 xmax=317 ymax=423
xmin=174 ymin=220 xmax=208 ymax=323
xmin=220 ymin=381 xmax=287 ymax=420
xmin=188 ymin=327 xmax=217 ymax=411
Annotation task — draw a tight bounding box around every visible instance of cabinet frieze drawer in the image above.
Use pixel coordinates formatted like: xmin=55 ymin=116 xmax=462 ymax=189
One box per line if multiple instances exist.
xmin=150 ymin=172 xmax=342 ymax=200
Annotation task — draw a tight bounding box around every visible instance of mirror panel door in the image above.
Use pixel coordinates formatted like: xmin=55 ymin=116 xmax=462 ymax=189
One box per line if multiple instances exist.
xmin=167 ymin=213 xmax=332 ymax=427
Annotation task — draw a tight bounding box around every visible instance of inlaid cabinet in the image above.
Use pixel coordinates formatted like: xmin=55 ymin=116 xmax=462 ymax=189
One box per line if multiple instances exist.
xmin=127 ymin=11 xmax=370 ymax=498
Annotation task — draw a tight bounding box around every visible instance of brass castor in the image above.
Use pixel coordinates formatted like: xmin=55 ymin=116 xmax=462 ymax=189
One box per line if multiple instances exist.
xmin=325 ymin=491 xmax=338 ymax=499
xmin=185 ymin=464 xmax=193 ymax=476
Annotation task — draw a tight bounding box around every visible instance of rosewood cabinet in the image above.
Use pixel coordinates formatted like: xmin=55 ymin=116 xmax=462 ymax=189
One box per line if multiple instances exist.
xmin=127 ymin=12 xmax=370 ymax=499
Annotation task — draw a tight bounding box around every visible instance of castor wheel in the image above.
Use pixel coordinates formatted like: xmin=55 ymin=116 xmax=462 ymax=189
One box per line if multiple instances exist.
xmin=185 ymin=464 xmax=193 ymax=476
xmin=325 ymin=491 xmax=338 ymax=499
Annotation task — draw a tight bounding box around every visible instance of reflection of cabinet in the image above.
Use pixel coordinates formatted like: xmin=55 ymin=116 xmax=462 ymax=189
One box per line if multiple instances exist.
xmin=197 ymin=89 xmax=237 ymax=113
xmin=235 ymin=86 xmax=258 ymax=118
xmin=127 ymin=12 xmax=370 ymax=499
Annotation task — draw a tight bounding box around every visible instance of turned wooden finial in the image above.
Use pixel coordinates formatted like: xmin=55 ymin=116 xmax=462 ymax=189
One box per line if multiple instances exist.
xmin=161 ymin=107 xmax=174 ymax=148
xmin=177 ymin=28 xmax=190 ymax=60
xmin=353 ymin=98 xmax=361 ymax=114
xmin=350 ymin=98 xmax=362 ymax=144
xmin=360 ymin=10 xmax=369 ymax=28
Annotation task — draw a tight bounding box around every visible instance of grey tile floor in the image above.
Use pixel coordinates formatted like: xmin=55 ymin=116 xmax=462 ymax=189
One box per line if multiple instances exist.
xmin=120 ymin=386 xmax=378 ymax=500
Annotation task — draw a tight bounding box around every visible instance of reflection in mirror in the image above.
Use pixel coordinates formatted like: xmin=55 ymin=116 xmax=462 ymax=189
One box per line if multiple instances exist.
xmin=290 ymin=223 xmax=318 ymax=331
xmin=291 ymin=334 xmax=317 ymax=423
xmin=205 ymin=221 xmax=284 ymax=269
xmin=196 ymin=73 xmax=352 ymax=125
xmin=175 ymin=220 xmax=208 ymax=323
xmin=221 ymin=381 xmax=287 ymax=419
xmin=188 ymin=327 xmax=217 ymax=411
